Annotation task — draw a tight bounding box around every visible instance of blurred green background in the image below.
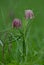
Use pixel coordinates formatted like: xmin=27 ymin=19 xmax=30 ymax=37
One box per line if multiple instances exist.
xmin=0 ymin=0 xmax=44 ymax=65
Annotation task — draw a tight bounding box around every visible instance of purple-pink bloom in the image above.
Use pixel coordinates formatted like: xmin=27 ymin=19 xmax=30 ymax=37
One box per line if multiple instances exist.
xmin=25 ymin=9 xmax=34 ymax=20
xmin=12 ymin=18 xmax=22 ymax=28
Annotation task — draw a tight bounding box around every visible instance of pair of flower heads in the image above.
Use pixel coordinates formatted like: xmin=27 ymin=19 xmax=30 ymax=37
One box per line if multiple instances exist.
xmin=12 ymin=9 xmax=34 ymax=28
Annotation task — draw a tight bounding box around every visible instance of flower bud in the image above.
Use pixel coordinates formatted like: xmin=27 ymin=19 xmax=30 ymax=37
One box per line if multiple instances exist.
xmin=12 ymin=18 xmax=22 ymax=28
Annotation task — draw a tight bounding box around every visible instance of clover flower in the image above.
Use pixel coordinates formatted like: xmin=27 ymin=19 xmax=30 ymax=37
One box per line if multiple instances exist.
xmin=12 ymin=18 xmax=22 ymax=28
xmin=25 ymin=9 xmax=34 ymax=19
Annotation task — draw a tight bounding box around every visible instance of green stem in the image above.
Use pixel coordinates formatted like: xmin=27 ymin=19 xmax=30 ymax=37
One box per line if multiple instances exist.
xmin=2 ymin=43 xmax=5 ymax=64
xmin=22 ymin=35 xmax=26 ymax=61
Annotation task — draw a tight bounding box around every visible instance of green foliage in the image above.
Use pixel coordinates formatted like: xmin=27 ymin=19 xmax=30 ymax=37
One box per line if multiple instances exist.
xmin=0 ymin=0 xmax=44 ymax=65
xmin=7 ymin=60 xmax=19 ymax=65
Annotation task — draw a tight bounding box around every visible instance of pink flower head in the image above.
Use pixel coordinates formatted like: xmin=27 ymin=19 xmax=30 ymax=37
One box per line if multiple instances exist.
xmin=25 ymin=9 xmax=34 ymax=20
xmin=12 ymin=18 xmax=22 ymax=28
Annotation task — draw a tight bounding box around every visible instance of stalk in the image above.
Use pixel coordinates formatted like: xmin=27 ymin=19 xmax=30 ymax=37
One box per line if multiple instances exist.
xmin=22 ymin=34 xmax=26 ymax=61
xmin=0 ymin=40 xmax=5 ymax=63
